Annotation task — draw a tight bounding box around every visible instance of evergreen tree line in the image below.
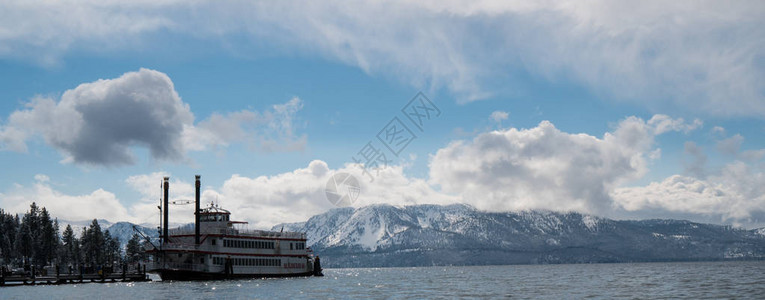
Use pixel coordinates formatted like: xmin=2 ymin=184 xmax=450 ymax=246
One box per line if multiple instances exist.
xmin=0 ymin=203 xmax=147 ymax=268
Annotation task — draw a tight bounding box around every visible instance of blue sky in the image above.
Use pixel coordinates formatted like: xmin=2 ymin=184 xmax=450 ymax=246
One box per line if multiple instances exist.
xmin=1 ymin=1 xmax=764 ymax=228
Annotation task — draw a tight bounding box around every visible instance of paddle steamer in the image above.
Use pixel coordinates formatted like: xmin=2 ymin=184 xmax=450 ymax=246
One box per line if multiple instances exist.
xmin=147 ymin=176 xmax=322 ymax=280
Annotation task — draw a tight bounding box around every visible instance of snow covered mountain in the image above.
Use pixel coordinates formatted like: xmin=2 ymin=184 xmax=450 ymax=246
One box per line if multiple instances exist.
xmin=57 ymin=219 xmax=159 ymax=249
xmin=275 ymin=204 xmax=765 ymax=268
xmin=105 ymin=222 xmax=160 ymax=246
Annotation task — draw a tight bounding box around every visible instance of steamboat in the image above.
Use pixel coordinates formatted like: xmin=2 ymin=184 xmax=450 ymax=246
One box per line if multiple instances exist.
xmin=147 ymin=176 xmax=322 ymax=280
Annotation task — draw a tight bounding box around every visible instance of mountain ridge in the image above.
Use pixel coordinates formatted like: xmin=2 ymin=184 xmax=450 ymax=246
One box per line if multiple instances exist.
xmin=274 ymin=203 xmax=765 ymax=267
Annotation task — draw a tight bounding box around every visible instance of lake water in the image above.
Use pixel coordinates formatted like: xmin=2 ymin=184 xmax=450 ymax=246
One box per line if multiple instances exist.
xmin=2 ymin=261 xmax=764 ymax=299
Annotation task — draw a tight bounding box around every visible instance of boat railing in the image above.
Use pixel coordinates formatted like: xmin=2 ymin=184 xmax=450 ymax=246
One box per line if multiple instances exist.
xmin=162 ymin=243 xmax=199 ymax=251
xmin=167 ymin=227 xmax=306 ymax=239
xmin=150 ymin=261 xmax=224 ymax=273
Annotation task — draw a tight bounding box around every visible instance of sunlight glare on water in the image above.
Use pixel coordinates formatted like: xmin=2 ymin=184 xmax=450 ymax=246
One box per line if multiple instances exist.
xmin=2 ymin=261 xmax=764 ymax=299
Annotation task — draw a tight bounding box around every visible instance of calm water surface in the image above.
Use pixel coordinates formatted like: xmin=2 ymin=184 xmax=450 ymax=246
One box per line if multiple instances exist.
xmin=2 ymin=261 xmax=764 ymax=299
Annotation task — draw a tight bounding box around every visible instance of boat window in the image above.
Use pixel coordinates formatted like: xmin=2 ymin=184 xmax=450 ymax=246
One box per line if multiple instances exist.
xmin=211 ymin=239 xmax=216 ymax=245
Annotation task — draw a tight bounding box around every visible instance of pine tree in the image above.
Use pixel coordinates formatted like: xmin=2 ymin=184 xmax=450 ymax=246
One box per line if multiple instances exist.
xmin=83 ymin=219 xmax=104 ymax=265
xmin=72 ymin=238 xmax=81 ymax=267
xmin=125 ymin=234 xmax=143 ymax=263
xmin=79 ymin=227 xmax=88 ymax=265
xmin=103 ymin=230 xmax=121 ymax=265
xmin=0 ymin=209 xmax=16 ymax=264
xmin=52 ymin=218 xmax=60 ymax=264
xmin=61 ymin=224 xmax=76 ymax=265
xmin=14 ymin=216 xmax=33 ymax=264
xmin=36 ymin=207 xmax=56 ymax=265
xmin=28 ymin=203 xmax=40 ymax=263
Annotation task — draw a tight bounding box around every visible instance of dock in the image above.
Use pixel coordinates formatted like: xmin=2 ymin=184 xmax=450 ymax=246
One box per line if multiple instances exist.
xmin=0 ymin=266 xmax=151 ymax=286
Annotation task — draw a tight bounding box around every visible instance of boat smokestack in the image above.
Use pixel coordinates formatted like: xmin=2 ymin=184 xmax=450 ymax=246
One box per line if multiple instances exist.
xmin=163 ymin=176 xmax=169 ymax=244
xmin=195 ymin=175 xmax=201 ymax=245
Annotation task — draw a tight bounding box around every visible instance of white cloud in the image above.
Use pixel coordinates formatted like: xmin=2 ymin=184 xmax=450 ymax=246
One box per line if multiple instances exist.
xmin=428 ymin=115 xmax=698 ymax=214
xmin=1 ymin=1 xmax=763 ymax=116
xmin=0 ymin=68 xmax=192 ymax=166
xmin=716 ymin=134 xmax=744 ymax=156
xmin=3 ymin=114 xmax=764 ymax=228
xmin=34 ymin=174 xmax=50 ymax=183
xmin=612 ymin=161 xmax=765 ymax=224
xmin=0 ymin=126 xmax=27 ymax=152
xmin=711 ymin=133 xmax=765 ymax=162
xmin=711 ymin=126 xmax=726 ymax=136
xmin=0 ymin=69 xmax=307 ymax=166
xmin=683 ymin=141 xmax=707 ymax=178
xmin=0 ymin=176 xmax=131 ymax=222
xmin=489 ymin=110 xmax=509 ymax=124
xmin=184 ymin=97 xmax=306 ymax=153
xmin=647 ymin=114 xmax=702 ymax=135
xmin=214 ymin=160 xmax=457 ymax=228
xmin=614 ymin=127 xmax=765 ymax=226
xmin=0 ymin=160 xmax=455 ymax=228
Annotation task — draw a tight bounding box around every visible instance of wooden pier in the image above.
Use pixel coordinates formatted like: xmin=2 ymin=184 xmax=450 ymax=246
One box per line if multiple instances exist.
xmin=0 ymin=266 xmax=151 ymax=286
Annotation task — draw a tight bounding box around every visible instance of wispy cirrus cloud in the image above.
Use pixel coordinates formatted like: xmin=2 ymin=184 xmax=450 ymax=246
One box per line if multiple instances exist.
xmin=183 ymin=97 xmax=307 ymax=153
xmin=1 ymin=1 xmax=763 ymax=116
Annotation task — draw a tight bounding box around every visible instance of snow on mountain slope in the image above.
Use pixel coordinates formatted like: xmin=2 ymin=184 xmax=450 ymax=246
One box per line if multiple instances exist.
xmin=274 ymin=203 xmax=765 ymax=267
xmin=57 ymin=219 xmax=158 ymax=249
xmin=274 ymin=203 xmax=612 ymax=251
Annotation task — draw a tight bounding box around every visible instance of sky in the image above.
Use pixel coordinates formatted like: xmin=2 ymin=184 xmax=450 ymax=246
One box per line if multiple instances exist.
xmin=1 ymin=1 xmax=764 ymax=229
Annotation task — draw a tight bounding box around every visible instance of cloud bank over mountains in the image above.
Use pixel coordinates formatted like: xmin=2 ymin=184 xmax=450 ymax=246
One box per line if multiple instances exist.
xmin=428 ymin=115 xmax=700 ymax=215
xmin=1 ymin=1 xmax=763 ymax=116
xmin=2 ymin=111 xmax=762 ymax=229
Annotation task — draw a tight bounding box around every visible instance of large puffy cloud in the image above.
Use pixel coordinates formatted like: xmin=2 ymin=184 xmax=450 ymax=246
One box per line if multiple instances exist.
xmin=1 ymin=1 xmax=763 ymax=116
xmin=0 ymin=68 xmax=190 ymax=165
xmin=6 ymin=69 xmax=192 ymax=165
xmin=214 ymin=160 xmax=458 ymax=228
xmin=0 ymin=69 xmax=307 ymax=166
xmin=428 ymin=115 xmax=699 ymax=214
